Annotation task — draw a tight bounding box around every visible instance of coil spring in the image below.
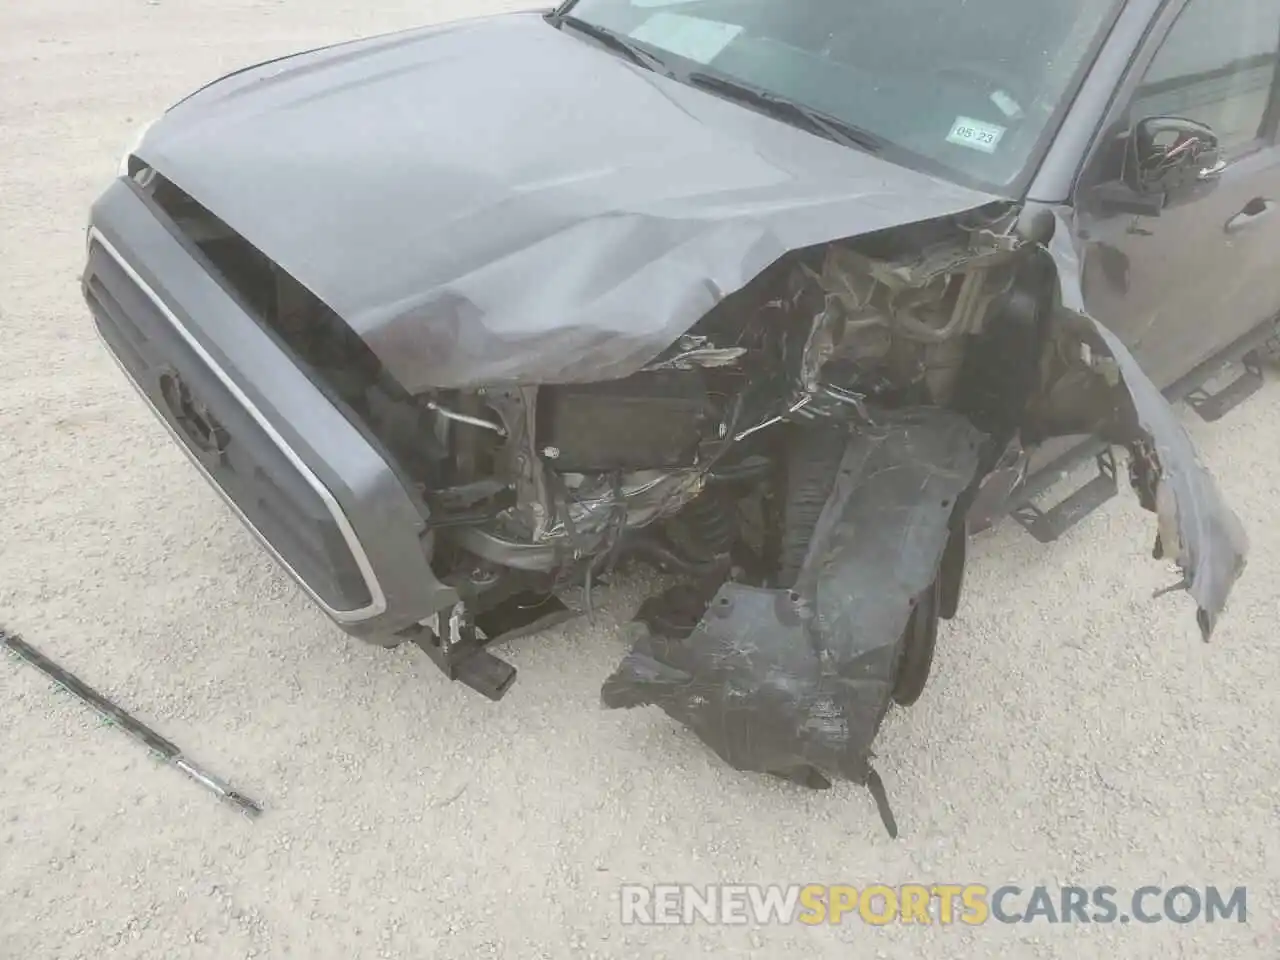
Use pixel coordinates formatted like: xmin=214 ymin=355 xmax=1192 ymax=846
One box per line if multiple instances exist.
xmin=682 ymin=492 xmax=736 ymax=558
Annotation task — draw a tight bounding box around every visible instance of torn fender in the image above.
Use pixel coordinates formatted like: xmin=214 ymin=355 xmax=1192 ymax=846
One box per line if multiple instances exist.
xmin=1034 ymin=210 xmax=1248 ymax=639
xmin=601 ymin=409 xmax=986 ymax=789
xmin=601 ymin=218 xmax=1249 ymax=799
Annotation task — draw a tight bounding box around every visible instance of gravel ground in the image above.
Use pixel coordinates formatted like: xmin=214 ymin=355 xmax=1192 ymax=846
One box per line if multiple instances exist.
xmin=2 ymin=2 xmax=1278 ymax=958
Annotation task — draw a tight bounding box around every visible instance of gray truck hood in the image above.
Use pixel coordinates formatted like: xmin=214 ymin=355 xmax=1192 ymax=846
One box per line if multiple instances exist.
xmin=134 ymin=11 xmax=995 ymax=393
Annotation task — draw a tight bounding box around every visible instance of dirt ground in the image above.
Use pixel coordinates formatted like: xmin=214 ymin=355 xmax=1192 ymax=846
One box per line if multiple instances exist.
xmin=1 ymin=2 xmax=1278 ymax=958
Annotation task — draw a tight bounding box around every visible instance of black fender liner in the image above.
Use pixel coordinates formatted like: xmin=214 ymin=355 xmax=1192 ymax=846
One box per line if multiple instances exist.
xmin=601 ymin=409 xmax=986 ymax=795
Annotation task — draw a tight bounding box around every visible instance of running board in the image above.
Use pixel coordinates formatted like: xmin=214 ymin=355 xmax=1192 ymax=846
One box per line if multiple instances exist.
xmin=1185 ymin=350 xmax=1265 ymax=422
xmin=1010 ymin=447 xmax=1118 ymax=544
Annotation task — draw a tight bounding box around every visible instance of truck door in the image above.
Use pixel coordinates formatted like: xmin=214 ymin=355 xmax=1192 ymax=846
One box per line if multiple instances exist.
xmin=1073 ymin=0 xmax=1280 ymax=390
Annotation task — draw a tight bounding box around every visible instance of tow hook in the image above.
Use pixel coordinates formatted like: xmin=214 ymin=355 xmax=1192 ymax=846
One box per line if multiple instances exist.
xmin=407 ymin=604 xmax=519 ymax=702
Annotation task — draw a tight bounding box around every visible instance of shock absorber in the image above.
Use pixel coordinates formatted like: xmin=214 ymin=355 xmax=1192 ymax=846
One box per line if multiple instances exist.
xmin=681 ymin=491 xmax=737 ymax=559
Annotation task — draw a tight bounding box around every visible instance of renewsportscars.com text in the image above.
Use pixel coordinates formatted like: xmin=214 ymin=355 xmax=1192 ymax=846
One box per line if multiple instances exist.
xmin=619 ymin=884 xmax=1248 ymax=926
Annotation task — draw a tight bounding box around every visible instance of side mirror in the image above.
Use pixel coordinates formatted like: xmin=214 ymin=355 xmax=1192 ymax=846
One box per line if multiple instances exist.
xmin=1127 ymin=116 xmax=1222 ymax=197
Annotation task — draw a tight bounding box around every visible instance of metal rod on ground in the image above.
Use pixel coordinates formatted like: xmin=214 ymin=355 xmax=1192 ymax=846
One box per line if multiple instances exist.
xmin=2 ymin=627 xmax=263 ymax=819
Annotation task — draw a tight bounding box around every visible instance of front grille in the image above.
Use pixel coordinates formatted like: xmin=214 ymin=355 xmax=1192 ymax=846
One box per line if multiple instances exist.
xmin=85 ymin=232 xmax=375 ymax=615
xmin=145 ymin=173 xmax=447 ymax=493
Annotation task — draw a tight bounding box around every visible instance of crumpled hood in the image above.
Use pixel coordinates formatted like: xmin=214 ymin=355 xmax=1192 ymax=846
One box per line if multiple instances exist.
xmin=132 ymin=10 xmax=1246 ymax=652
xmin=135 ymin=11 xmax=995 ymax=392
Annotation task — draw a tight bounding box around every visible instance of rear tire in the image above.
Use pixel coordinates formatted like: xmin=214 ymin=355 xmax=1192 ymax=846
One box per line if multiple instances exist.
xmin=776 ymin=424 xmax=941 ymax=707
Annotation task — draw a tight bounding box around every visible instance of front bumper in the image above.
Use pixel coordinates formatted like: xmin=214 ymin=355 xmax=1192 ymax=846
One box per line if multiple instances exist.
xmin=84 ymin=179 xmax=457 ymax=640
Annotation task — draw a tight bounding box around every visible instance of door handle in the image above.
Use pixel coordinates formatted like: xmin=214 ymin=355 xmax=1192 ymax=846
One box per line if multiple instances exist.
xmin=1225 ymin=197 xmax=1276 ymax=234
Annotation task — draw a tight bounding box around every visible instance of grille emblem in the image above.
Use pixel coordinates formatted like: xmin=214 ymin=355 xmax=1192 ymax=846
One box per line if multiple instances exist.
xmin=158 ymin=370 xmax=229 ymax=465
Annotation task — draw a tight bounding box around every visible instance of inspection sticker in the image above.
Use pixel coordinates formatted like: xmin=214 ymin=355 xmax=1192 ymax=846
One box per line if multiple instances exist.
xmin=630 ymin=12 xmax=743 ymax=64
xmin=945 ymin=116 xmax=1005 ymax=153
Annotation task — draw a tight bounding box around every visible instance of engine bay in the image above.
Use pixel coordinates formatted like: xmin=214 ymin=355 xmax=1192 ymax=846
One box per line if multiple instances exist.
xmin=146 ymin=170 xmax=1040 ymax=628
xmin=411 ymin=207 xmax=1036 ymax=598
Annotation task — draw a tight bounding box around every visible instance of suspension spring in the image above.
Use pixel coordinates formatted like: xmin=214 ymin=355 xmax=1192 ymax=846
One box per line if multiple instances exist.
xmin=682 ymin=492 xmax=737 ymax=558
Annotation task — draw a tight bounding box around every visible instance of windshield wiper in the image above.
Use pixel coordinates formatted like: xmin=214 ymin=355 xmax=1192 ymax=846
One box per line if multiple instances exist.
xmin=555 ymin=15 xmax=671 ymax=75
xmin=685 ymin=71 xmax=885 ymax=154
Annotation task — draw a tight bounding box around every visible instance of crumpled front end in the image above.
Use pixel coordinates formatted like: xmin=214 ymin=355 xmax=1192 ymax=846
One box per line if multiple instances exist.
xmin=599 ymin=208 xmax=1249 ymax=824
xmin=114 ymin=146 xmax=1248 ymax=785
xmin=107 ymin=13 xmax=1248 ymax=792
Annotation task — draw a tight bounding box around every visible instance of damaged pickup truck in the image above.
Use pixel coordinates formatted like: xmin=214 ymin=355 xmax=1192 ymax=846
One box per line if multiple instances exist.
xmin=87 ymin=0 xmax=1270 ymax=813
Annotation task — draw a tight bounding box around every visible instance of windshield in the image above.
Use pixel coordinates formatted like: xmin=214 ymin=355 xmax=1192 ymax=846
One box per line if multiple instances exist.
xmin=558 ymin=0 xmax=1122 ymax=192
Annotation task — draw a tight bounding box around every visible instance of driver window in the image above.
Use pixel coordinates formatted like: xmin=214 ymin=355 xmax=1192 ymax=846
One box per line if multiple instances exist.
xmin=1130 ymin=0 xmax=1280 ymax=156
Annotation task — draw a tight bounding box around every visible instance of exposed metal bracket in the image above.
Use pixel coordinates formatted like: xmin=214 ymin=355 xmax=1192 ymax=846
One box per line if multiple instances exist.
xmin=408 ymin=605 xmax=518 ymax=702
